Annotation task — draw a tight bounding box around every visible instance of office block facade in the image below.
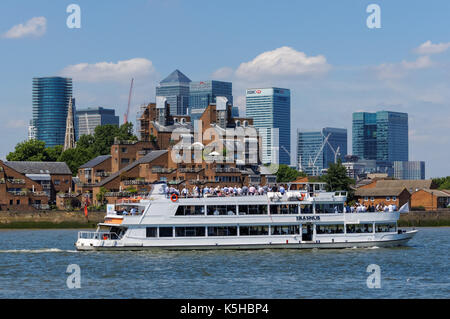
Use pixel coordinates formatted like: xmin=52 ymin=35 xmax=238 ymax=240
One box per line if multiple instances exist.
xmin=246 ymin=88 xmax=290 ymax=165
xmin=155 ymin=69 xmax=191 ymax=116
xmin=75 ymin=107 xmax=120 ymax=139
xmin=393 ymin=161 xmax=425 ymax=180
xmin=297 ymin=127 xmax=347 ymax=176
xmin=189 ymin=80 xmax=233 ymax=121
xmin=32 ymin=77 xmax=73 ymax=147
xmin=352 ymin=111 xmax=408 ymax=162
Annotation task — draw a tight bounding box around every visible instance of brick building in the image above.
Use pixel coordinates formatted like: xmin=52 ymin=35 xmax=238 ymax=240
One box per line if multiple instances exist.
xmin=0 ymin=160 xmax=49 ymax=211
xmin=410 ymin=189 xmax=450 ymax=210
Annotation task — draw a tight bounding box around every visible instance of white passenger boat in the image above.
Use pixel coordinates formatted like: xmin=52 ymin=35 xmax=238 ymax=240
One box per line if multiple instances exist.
xmin=75 ymin=182 xmax=417 ymax=251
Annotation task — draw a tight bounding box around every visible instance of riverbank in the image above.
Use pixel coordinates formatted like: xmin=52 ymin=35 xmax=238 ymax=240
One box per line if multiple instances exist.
xmin=398 ymin=210 xmax=450 ymax=227
xmin=0 ymin=211 xmax=104 ymax=229
xmin=0 ymin=210 xmax=449 ymax=228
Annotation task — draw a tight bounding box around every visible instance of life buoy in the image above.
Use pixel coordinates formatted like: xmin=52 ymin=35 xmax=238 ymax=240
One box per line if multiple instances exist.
xmin=170 ymin=194 xmax=178 ymax=202
xmin=103 ymin=235 xmax=108 ymax=240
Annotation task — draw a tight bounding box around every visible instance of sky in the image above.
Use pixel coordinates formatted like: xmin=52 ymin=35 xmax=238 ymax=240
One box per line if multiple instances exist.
xmin=0 ymin=0 xmax=449 ymax=178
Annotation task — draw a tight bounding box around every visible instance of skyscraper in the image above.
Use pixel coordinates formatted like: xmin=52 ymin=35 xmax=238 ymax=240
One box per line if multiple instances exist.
xmin=352 ymin=111 xmax=408 ymax=162
xmin=32 ymin=77 xmax=73 ymax=147
xmin=189 ymin=80 xmax=233 ymax=121
xmin=393 ymin=161 xmax=425 ymax=180
xmin=155 ymin=70 xmax=191 ymax=116
xmin=297 ymin=127 xmax=348 ymax=176
xmin=246 ymin=88 xmax=291 ymax=165
xmin=75 ymin=107 xmax=120 ymax=139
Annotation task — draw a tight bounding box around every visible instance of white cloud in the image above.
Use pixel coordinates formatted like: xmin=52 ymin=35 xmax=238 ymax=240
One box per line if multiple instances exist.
xmin=2 ymin=17 xmax=46 ymax=39
xmin=59 ymin=58 xmax=156 ymax=83
xmin=414 ymin=40 xmax=450 ymax=55
xmin=375 ymin=56 xmax=433 ymax=79
xmin=235 ymin=46 xmax=330 ymax=80
xmin=211 ymin=67 xmax=234 ymax=80
xmin=401 ymin=56 xmax=433 ymax=70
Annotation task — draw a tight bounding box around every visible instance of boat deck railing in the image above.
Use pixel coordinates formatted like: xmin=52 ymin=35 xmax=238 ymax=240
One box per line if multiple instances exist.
xmin=78 ymin=231 xmax=120 ymax=240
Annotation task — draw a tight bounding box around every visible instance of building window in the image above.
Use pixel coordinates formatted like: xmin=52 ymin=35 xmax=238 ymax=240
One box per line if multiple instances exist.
xmin=175 ymin=227 xmax=205 ymax=237
xmin=16 ymin=200 xmax=20 ymax=205
xmin=364 ymin=196 xmax=368 ymax=201
xmin=239 ymin=226 xmax=269 ymax=236
xmin=392 ymin=196 xmax=397 ymax=201
xmin=146 ymin=227 xmax=157 ymax=237
xmin=386 ymin=197 xmax=390 ymax=201
xmin=316 ymin=224 xmax=344 ymax=234
xmin=54 ymin=180 xmax=60 ymax=185
xmin=121 ymin=158 xmax=130 ymax=164
xmin=271 ymin=225 xmax=300 ymax=235
xmin=159 ymin=227 xmax=173 ymax=237
xmin=121 ymin=147 xmax=128 ymax=153
xmin=208 ymin=226 xmax=237 ymax=236
xmin=370 ymin=197 xmax=374 ymax=202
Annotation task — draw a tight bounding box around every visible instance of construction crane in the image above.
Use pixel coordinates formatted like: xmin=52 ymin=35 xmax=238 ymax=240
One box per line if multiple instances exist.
xmin=307 ymin=133 xmax=331 ymax=176
xmin=326 ymin=139 xmax=341 ymax=164
xmin=124 ymin=78 xmax=134 ymax=124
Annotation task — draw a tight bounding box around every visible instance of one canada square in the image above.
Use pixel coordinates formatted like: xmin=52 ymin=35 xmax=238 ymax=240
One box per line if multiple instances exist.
xmin=246 ymin=88 xmax=291 ymax=165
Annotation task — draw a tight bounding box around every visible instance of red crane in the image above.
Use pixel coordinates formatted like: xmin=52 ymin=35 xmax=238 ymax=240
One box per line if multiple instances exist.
xmin=124 ymin=78 xmax=134 ymax=124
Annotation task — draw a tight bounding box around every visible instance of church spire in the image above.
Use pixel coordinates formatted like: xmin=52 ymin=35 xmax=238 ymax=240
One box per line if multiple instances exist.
xmin=63 ymin=97 xmax=76 ymax=151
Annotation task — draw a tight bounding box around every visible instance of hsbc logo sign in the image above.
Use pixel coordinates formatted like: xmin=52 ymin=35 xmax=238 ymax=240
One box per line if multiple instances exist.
xmin=247 ymin=89 xmax=263 ymax=94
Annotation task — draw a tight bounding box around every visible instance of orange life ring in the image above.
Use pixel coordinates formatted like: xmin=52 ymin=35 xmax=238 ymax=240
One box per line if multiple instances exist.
xmin=170 ymin=194 xmax=178 ymax=202
xmin=103 ymin=235 xmax=108 ymax=240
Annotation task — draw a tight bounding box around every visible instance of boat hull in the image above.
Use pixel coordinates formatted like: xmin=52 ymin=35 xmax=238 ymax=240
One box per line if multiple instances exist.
xmin=75 ymin=230 xmax=417 ymax=251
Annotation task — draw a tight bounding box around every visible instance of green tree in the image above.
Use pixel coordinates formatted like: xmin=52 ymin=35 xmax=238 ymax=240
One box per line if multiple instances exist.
xmin=432 ymin=176 xmax=450 ymax=190
xmin=275 ymin=164 xmax=305 ymax=183
xmin=6 ymin=139 xmax=48 ymax=161
xmin=96 ymin=187 xmax=109 ymax=205
xmin=58 ymin=147 xmax=95 ymax=176
xmin=321 ymin=159 xmax=355 ymax=193
xmin=44 ymin=145 xmax=63 ymax=161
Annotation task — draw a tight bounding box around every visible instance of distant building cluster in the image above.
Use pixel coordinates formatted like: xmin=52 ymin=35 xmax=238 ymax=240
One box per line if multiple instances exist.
xmin=4 ymin=67 xmax=433 ymax=211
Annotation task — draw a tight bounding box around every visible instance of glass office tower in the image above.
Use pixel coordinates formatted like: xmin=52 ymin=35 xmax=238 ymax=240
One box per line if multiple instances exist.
xmin=246 ymin=88 xmax=291 ymax=165
xmin=352 ymin=111 xmax=408 ymax=161
xmin=75 ymin=107 xmax=120 ymax=139
xmin=155 ymin=69 xmax=191 ymax=116
xmin=189 ymin=80 xmax=233 ymax=121
xmin=393 ymin=161 xmax=425 ymax=180
xmin=297 ymin=127 xmax=347 ymax=176
xmin=32 ymin=77 xmax=73 ymax=147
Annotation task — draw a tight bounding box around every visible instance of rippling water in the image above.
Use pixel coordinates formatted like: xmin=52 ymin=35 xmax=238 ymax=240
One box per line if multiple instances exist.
xmin=0 ymin=228 xmax=448 ymax=298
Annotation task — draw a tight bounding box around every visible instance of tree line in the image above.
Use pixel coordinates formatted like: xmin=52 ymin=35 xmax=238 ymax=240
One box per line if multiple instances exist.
xmin=6 ymin=123 xmax=137 ymax=175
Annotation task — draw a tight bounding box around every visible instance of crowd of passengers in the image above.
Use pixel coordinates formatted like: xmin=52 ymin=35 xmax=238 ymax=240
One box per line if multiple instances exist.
xmin=165 ymin=185 xmax=289 ymax=198
xmin=345 ymin=202 xmax=397 ymax=213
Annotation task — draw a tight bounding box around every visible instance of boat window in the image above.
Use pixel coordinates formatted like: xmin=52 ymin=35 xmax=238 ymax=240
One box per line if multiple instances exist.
xmin=238 ymin=205 xmax=267 ymax=215
xmin=146 ymin=227 xmax=157 ymax=237
xmin=315 ymin=204 xmax=343 ymax=214
xmin=270 ymin=204 xmax=298 ymax=214
xmin=175 ymin=227 xmax=206 ymax=237
xmin=375 ymin=223 xmax=396 ymax=233
xmin=271 ymin=225 xmax=300 ymax=235
xmin=207 ymin=205 xmax=236 ymax=215
xmin=208 ymin=226 xmax=237 ymax=236
xmin=159 ymin=227 xmax=173 ymax=237
xmin=316 ymin=224 xmax=344 ymax=234
xmin=175 ymin=205 xmax=205 ymax=216
xmin=346 ymin=224 xmax=373 ymax=234
xmin=239 ymin=226 xmax=269 ymax=236
xmin=300 ymin=204 xmax=313 ymax=214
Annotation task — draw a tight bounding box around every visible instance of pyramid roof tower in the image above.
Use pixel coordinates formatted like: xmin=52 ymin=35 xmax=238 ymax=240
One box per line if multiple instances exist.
xmin=160 ymin=69 xmax=191 ymax=84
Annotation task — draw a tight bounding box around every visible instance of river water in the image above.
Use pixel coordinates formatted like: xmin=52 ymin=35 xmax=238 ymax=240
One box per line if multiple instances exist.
xmin=0 ymin=227 xmax=448 ymax=299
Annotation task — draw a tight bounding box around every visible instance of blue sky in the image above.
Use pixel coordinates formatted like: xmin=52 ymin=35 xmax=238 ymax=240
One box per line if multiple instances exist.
xmin=1 ymin=0 xmax=449 ymax=177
